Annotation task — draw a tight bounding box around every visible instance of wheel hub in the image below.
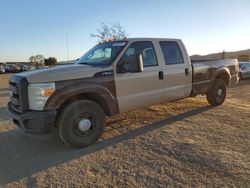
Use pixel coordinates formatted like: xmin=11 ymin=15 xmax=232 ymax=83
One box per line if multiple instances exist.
xmin=217 ymin=89 xmax=223 ymax=97
xmin=78 ymin=119 xmax=91 ymax=132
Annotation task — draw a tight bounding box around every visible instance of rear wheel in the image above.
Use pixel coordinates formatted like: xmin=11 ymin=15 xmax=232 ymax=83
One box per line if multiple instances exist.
xmin=58 ymin=100 xmax=105 ymax=148
xmin=206 ymin=79 xmax=227 ymax=106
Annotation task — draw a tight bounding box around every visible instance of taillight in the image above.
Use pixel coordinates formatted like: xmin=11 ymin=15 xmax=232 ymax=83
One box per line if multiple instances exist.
xmin=236 ymin=62 xmax=240 ymax=73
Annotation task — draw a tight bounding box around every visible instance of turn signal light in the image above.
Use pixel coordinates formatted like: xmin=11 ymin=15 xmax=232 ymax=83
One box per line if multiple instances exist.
xmin=43 ymin=88 xmax=55 ymax=97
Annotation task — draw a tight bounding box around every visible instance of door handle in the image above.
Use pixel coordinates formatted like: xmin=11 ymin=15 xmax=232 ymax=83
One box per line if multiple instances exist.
xmin=185 ymin=68 xmax=189 ymax=76
xmin=159 ymin=71 xmax=164 ymax=80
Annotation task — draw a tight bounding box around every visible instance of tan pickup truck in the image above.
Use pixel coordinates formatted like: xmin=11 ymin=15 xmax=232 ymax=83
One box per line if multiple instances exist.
xmin=8 ymin=38 xmax=239 ymax=147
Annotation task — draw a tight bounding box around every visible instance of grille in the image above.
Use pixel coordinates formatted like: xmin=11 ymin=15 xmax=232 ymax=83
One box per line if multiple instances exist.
xmin=9 ymin=75 xmax=29 ymax=113
xmin=9 ymin=81 xmax=21 ymax=112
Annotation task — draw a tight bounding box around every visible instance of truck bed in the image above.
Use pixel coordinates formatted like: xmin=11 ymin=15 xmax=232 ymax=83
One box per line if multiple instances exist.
xmin=191 ymin=59 xmax=239 ymax=96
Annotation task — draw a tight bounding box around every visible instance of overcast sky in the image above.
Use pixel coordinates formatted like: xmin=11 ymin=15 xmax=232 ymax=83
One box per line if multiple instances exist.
xmin=0 ymin=0 xmax=250 ymax=62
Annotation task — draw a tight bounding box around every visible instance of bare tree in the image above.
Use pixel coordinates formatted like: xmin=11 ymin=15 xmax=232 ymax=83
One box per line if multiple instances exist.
xmin=29 ymin=54 xmax=45 ymax=66
xmin=44 ymin=57 xmax=58 ymax=66
xmin=91 ymin=22 xmax=128 ymax=43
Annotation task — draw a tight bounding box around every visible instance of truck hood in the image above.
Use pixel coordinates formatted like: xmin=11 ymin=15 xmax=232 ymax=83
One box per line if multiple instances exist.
xmin=16 ymin=64 xmax=111 ymax=83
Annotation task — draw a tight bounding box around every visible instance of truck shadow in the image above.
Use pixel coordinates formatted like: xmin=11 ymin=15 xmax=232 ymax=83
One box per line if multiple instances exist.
xmin=0 ymin=105 xmax=213 ymax=186
xmin=0 ymin=107 xmax=10 ymax=121
xmin=0 ymin=92 xmax=9 ymax=97
xmin=0 ymin=88 xmax=9 ymax=97
xmin=237 ymin=79 xmax=250 ymax=87
xmin=0 ymin=88 xmax=9 ymax=92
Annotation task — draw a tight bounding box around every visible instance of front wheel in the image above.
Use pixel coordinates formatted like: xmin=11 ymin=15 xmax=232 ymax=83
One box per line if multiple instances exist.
xmin=206 ymin=79 xmax=227 ymax=106
xmin=57 ymin=100 xmax=105 ymax=148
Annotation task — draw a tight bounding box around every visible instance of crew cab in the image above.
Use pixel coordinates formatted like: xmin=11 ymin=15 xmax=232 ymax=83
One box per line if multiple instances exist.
xmin=8 ymin=38 xmax=239 ymax=148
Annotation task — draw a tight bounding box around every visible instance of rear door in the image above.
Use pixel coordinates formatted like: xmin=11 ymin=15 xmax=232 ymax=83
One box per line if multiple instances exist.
xmin=115 ymin=41 xmax=165 ymax=113
xmin=158 ymin=40 xmax=192 ymax=101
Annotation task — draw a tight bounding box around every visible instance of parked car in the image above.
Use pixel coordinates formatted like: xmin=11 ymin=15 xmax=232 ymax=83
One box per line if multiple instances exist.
xmin=5 ymin=64 xmax=21 ymax=73
xmin=239 ymin=62 xmax=250 ymax=79
xmin=0 ymin=63 xmax=5 ymax=73
xmin=4 ymin=64 xmax=11 ymax=72
xmin=8 ymin=38 xmax=239 ymax=148
xmin=20 ymin=65 xmax=30 ymax=72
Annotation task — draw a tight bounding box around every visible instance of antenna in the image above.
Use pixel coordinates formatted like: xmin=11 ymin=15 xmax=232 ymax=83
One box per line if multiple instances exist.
xmin=67 ymin=33 xmax=69 ymax=61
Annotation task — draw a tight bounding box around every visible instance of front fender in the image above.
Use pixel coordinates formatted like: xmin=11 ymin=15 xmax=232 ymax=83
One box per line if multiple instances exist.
xmin=44 ymin=79 xmax=118 ymax=114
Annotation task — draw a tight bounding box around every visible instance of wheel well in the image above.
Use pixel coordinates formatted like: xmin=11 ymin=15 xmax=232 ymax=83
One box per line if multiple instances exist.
xmin=56 ymin=93 xmax=112 ymax=120
xmin=215 ymin=72 xmax=230 ymax=86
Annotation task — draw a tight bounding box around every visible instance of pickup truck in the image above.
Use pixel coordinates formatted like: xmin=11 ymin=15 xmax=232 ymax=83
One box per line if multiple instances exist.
xmin=8 ymin=38 xmax=239 ymax=148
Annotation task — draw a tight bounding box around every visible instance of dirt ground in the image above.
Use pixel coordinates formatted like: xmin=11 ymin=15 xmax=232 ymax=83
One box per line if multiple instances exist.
xmin=0 ymin=73 xmax=249 ymax=187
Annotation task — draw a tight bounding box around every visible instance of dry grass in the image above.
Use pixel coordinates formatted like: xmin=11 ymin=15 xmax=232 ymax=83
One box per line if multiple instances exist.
xmin=0 ymin=73 xmax=249 ymax=187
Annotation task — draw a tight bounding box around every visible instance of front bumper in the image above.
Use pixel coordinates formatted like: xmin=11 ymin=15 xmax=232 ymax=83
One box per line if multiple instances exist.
xmin=7 ymin=102 xmax=57 ymax=134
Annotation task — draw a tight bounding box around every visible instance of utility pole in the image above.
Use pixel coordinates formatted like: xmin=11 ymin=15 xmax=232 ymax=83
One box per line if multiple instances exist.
xmin=222 ymin=50 xmax=226 ymax=59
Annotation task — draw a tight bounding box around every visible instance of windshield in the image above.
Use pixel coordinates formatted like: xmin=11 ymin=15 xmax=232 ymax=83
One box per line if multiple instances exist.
xmin=240 ymin=63 xmax=250 ymax=70
xmin=76 ymin=41 xmax=127 ymax=67
xmin=240 ymin=63 xmax=246 ymax=69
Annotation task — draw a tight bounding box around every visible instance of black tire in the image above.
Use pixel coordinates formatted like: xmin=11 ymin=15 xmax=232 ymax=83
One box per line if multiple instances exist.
xmin=206 ymin=79 xmax=227 ymax=106
xmin=58 ymin=100 xmax=105 ymax=148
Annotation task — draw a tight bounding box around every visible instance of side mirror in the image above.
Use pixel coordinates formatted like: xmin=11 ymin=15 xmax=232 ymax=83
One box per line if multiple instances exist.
xmin=117 ymin=54 xmax=144 ymax=73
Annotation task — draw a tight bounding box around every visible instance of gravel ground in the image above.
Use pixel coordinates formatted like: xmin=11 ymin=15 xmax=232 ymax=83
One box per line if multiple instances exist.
xmin=0 ymin=73 xmax=249 ymax=187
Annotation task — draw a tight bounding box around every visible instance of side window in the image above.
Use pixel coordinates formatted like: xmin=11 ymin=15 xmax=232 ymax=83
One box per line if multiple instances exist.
xmin=119 ymin=41 xmax=158 ymax=67
xmin=160 ymin=41 xmax=184 ymax=65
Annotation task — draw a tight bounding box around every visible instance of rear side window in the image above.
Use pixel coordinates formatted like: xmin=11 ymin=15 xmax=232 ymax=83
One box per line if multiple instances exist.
xmin=160 ymin=41 xmax=184 ymax=65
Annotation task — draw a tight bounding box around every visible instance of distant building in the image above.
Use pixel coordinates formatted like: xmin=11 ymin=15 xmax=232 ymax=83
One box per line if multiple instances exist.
xmin=238 ymin=55 xmax=250 ymax=62
xmin=58 ymin=59 xmax=76 ymax=65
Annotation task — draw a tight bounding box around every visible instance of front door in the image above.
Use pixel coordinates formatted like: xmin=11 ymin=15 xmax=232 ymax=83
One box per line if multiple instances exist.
xmin=115 ymin=41 xmax=164 ymax=113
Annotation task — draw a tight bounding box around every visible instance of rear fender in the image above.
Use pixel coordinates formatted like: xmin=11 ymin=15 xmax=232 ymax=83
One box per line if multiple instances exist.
xmin=210 ymin=67 xmax=230 ymax=88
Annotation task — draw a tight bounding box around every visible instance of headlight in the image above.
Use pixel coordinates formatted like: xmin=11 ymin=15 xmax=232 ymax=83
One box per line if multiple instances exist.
xmin=28 ymin=83 xmax=55 ymax=110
